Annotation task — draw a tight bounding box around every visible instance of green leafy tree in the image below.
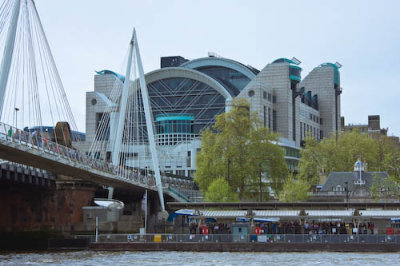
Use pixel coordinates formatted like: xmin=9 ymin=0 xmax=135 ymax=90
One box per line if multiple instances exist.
xmin=195 ymin=98 xmax=287 ymax=200
xmin=278 ymin=174 xmax=309 ymax=202
xmin=378 ymin=136 xmax=400 ymax=183
xmin=298 ymin=130 xmax=400 ymax=186
xmin=299 ymin=131 xmax=376 ymax=179
xmin=297 ymin=136 xmax=322 ymax=184
xmin=205 ymin=177 xmax=239 ymax=202
xmin=370 ymin=173 xmax=400 ymax=201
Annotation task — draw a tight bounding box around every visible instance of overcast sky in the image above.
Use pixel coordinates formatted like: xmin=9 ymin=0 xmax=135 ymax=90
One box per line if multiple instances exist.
xmin=34 ymin=0 xmax=400 ymax=136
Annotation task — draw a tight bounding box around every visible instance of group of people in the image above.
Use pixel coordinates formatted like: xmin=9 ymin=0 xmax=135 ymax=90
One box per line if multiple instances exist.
xmin=256 ymin=221 xmax=376 ymax=235
xmin=7 ymin=127 xmax=84 ymax=163
xmin=8 ymin=127 xmax=52 ymax=148
xmin=187 ymin=219 xmax=378 ymax=235
xmin=189 ymin=221 xmax=231 ymax=234
xmin=6 ymin=126 xmax=192 ymax=189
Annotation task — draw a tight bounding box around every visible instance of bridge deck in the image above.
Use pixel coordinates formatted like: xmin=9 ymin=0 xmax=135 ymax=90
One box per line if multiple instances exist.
xmin=0 ymin=127 xmax=200 ymax=204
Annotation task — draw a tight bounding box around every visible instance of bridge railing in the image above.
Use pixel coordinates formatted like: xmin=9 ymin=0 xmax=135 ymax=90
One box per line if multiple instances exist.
xmin=0 ymin=122 xmax=199 ymax=197
xmin=0 ymin=122 xmax=156 ymax=188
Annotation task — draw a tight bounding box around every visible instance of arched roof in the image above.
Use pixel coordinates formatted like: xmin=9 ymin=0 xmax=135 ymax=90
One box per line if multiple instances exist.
xmin=180 ymin=57 xmax=257 ymax=80
xmin=144 ymin=67 xmax=233 ymax=101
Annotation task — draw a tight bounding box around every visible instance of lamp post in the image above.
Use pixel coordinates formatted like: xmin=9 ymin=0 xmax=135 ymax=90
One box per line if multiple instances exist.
xmin=14 ymin=107 xmax=19 ymax=128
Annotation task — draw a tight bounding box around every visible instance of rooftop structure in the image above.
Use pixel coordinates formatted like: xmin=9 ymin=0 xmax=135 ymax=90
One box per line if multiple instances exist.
xmin=313 ymin=159 xmax=399 ymax=202
xmin=341 ymin=115 xmax=388 ymax=136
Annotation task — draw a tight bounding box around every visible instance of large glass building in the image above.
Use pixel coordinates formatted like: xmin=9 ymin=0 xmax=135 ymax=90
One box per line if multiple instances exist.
xmin=84 ymin=54 xmax=342 ymax=178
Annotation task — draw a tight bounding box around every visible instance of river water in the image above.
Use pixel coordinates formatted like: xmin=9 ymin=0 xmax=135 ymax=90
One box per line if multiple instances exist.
xmin=0 ymin=251 xmax=399 ymax=265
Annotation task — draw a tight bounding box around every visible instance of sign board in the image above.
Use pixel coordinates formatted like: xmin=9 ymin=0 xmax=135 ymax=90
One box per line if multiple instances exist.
xmin=257 ymin=235 xmax=267 ymax=243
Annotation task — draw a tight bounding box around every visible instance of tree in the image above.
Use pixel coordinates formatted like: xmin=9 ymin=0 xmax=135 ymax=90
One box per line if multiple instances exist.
xmin=378 ymin=136 xmax=400 ymax=183
xmin=298 ymin=130 xmax=400 ymax=186
xmin=278 ymin=174 xmax=309 ymax=202
xmin=370 ymin=173 xmax=400 ymax=201
xmin=195 ymin=98 xmax=287 ymax=201
xmin=205 ymin=178 xmax=239 ymax=202
xmin=296 ymin=136 xmax=322 ymax=185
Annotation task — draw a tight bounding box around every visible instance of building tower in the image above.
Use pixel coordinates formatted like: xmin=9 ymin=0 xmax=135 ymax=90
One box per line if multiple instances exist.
xmin=300 ymin=63 xmax=342 ymax=139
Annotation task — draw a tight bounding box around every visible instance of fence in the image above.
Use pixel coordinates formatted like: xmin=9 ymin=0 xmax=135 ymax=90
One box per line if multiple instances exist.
xmin=76 ymin=233 xmax=400 ymax=244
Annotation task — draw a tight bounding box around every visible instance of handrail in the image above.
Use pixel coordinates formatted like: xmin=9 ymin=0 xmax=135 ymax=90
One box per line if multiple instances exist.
xmin=167 ymin=187 xmax=191 ymax=202
xmin=0 ymin=122 xmax=199 ymax=200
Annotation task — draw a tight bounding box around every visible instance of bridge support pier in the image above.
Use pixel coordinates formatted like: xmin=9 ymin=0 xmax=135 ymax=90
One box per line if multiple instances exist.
xmin=0 ymin=174 xmax=96 ymax=234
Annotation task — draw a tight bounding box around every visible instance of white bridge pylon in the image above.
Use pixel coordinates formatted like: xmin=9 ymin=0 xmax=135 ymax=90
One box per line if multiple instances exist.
xmin=0 ymin=0 xmax=78 ymax=133
xmin=111 ymin=29 xmax=165 ymax=211
xmin=0 ymin=1 xmax=166 ymax=208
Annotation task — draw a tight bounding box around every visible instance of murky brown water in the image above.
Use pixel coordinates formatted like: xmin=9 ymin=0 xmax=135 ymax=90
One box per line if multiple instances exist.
xmin=0 ymin=251 xmax=399 ymax=265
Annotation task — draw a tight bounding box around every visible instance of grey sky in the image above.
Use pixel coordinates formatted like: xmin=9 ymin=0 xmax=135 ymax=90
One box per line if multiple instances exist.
xmin=34 ymin=0 xmax=400 ymax=136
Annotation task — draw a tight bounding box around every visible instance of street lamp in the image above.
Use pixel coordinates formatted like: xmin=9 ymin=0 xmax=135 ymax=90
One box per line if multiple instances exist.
xmin=14 ymin=107 xmax=19 ymax=128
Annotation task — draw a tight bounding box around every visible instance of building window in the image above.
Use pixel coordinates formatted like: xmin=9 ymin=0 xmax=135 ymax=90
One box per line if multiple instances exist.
xmin=248 ymin=90 xmax=255 ymax=97
xmin=268 ymin=93 xmax=272 ymax=102
xmin=272 ymin=110 xmax=277 ymax=132
xmin=320 ymin=118 xmax=323 ymax=125
xmin=300 ymin=122 xmax=303 ymax=140
xmin=263 ymin=106 xmax=267 ymax=127
xmin=263 ymin=91 xmax=267 ymax=99
xmin=272 ymin=95 xmax=277 ymax=103
xmin=320 ymin=130 xmax=323 ymax=139
xmin=95 ymin=112 xmax=109 ymax=140
xmin=268 ymin=108 xmax=271 ymax=129
xmin=188 ymin=170 xmax=196 ymax=178
xmin=187 ymin=150 xmax=191 ymax=167
xmin=176 ymin=170 xmax=185 ymax=176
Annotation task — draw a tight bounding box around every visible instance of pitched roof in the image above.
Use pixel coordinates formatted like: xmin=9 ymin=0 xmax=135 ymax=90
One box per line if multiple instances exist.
xmin=320 ymin=171 xmax=389 ymax=192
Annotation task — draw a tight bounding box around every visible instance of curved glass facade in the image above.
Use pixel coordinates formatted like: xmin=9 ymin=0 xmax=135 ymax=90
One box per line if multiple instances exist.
xmin=155 ymin=114 xmax=195 ymax=145
xmin=156 ymin=114 xmax=194 ymax=134
xmin=147 ymin=77 xmax=226 ymax=135
xmin=195 ymin=66 xmax=251 ymax=97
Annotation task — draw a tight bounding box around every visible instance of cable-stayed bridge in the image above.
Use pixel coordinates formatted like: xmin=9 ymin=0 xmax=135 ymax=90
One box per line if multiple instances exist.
xmin=0 ymin=0 xmax=199 ymax=212
xmin=0 ymin=121 xmax=195 ymax=203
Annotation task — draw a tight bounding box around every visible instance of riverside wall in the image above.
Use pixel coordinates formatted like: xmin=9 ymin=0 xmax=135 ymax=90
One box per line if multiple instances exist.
xmin=90 ymin=242 xmax=400 ymax=252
